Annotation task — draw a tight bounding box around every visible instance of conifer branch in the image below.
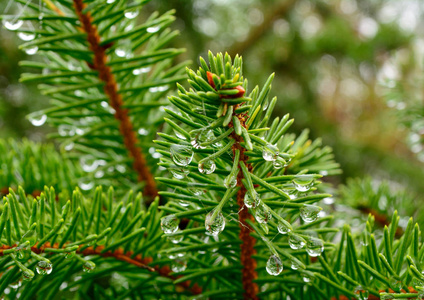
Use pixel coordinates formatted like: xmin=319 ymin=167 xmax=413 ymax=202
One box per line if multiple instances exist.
xmin=72 ymin=0 xmax=157 ymax=198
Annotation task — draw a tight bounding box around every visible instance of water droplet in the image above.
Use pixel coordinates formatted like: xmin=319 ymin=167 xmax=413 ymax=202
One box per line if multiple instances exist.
xmin=288 ymin=233 xmax=306 ymax=250
xmin=323 ymin=197 xmax=334 ymax=205
xmin=82 ymin=261 xmax=96 ymax=273
xmin=80 ymin=156 xmax=99 ymax=172
xmin=161 ymin=214 xmax=179 ymax=234
xmin=167 ymin=232 xmax=183 ymax=244
xmin=290 ymin=258 xmax=301 ymax=270
xmin=138 ymin=128 xmax=149 ymax=136
xmin=36 ymin=261 xmax=52 ymax=275
xmin=188 ymin=187 xmax=204 ymax=196
xmin=171 ymin=258 xmax=187 ymax=272
xmin=302 ymin=273 xmax=312 ymax=283
xmin=319 ymin=170 xmax=328 ymax=176
xmin=3 ymin=19 xmax=23 ymax=31
xmin=79 ymin=179 xmax=94 ymax=191
xmin=16 ymin=244 xmax=30 ymax=261
xmin=389 ymin=276 xmax=402 ymax=292
xmin=262 ymin=144 xmax=279 ymax=162
xmin=292 ymin=175 xmax=315 ymax=192
xmin=65 ymin=251 xmax=76 ymax=259
xmin=174 ymin=130 xmax=187 ymax=140
xmin=147 ymin=26 xmax=160 ymax=33
xmin=20 ymin=229 xmax=37 ymax=247
xmin=170 ymin=145 xmax=193 ymax=167
xmin=266 ymin=255 xmax=283 ymax=276
xmin=277 ymin=221 xmax=291 ymax=234
xmin=354 ymin=286 xmax=369 ymax=300
xmin=125 ymin=10 xmax=139 ymax=19
xmin=107 ymin=0 xmax=115 ymax=3
xmin=170 ymin=167 xmax=189 ymax=179
xmin=58 ymin=124 xmax=76 ymax=137
xmin=255 ymin=203 xmax=272 ymax=224
xmin=18 ymin=32 xmax=35 ymax=41
xmin=9 ymin=280 xmax=22 ymax=289
xmin=190 ymin=129 xmax=215 ymax=149
xmin=306 ymin=237 xmax=324 ymax=257
xmin=198 ymin=159 xmax=216 ymax=175
xmin=262 ymin=98 xmax=269 ymax=110
xmin=273 ymin=157 xmax=286 ymax=169
xmin=205 ymin=209 xmax=225 ymax=236
xmin=149 ymin=85 xmax=168 ymax=93
xmin=64 ymin=141 xmax=74 ymax=151
xmin=244 ymin=191 xmax=260 ymax=208
xmin=25 ymin=46 xmax=38 ymax=55
xmin=28 ymin=113 xmax=47 ymax=126
xmin=133 ymin=67 xmax=151 ymax=75
xmin=223 ymin=174 xmax=237 ymax=188
xmin=300 ymin=204 xmax=321 ymax=223
xmin=22 ymin=270 xmax=34 ymax=281
xmin=115 ymin=48 xmax=127 ymax=57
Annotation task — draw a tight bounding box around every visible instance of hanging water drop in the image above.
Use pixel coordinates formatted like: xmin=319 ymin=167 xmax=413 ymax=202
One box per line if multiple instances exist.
xmin=244 ymin=191 xmax=260 ymax=208
xmin=174 ymin=130 xmax=187 ymax=140
xmin=82 ymin=261 xmax=96 ymax=273
xmin=28 ymin=113 xmax=47 ymax=126
xmin=277 ymin=221 xmax=291 ymax=235
xmin=36 ymin=261 xmax=53 ymax=275
xmin=170 ymin=167 xmax=189 ymax=180
xmin=300 ymin=204 xmax=321 ymax=223
xmin=389 ymin=276 xmax=402 ymax=292
xmin=292 ymin=175 xmax=315 ymax=192
xmin=80 ymin=156 xmax=99 ymax=172
xmin=273 ymin=157 xmax=286 ymax=169
xmin=138 ymin=128 xmax=149 ymax=136
xmin=18 ymin=32 xmax=35 ymax=41
xmin=147 ymin=26 xmax=160 ymax=33
xmin=9 ymin=280 xmax=22 ymax=289
xmin=205 ymin=209 xmax=225 ymax=236
xmin=223 ymin=174 xmax=237 ymax=188
xmin=266 ymin=255 xmax=283 ymax=276
xmin=115 ymin=48 xmax=127 ymax=57
xmin=190 ymin=129 xmax=215 ymax=149
xmin=125 ymin=10 xmax=139 ymax=19
xmin=167 ymin=232 xmax=183 ymax=244
xmin=64 ymin=141 xmax=74 ymax=151
xmin=170 ymin=144 xmax=194 ymax=167
xmin=25 ymin=46 xmax=38 ymax=55
xmin=3 ymin=19 xmax=23 ymax=31
xmin=58 ymin=124 xmax=76 ymax=137
xmin=306 ymin=237 xmax=324 ymax=257
xmin=22 ymin=270 xmax=34 ymax=281
xmin=161 ymin=214 xmax=179 ymax=234
xmin=79 ymin=179 xmax=94 ymax=191
xmin=290 ymin=258 xmax=301 ymax=270
xmin=354 ymin=286 xmax=369 ymax=300
xmin=262 ymin=144 xmax=279 ymax=162
xmin=16 ymin=244 xmax=30 ymax=261
xmin=198 ymin=159 xmax=216 ymax=175
xmin=288 ymin=233 xmax=306 ymax=250
xmin=188 ymin=187 xmax=203 ymax=196
xmin=255 ymin=203 xmax=272 ymax=224
xmin=171 ymin=258 xmax=187 ymax=273
xmin=302 ymin=273 xmax=312 ymax=283
xmin=107 ymin=0 xmax=116 ymax=3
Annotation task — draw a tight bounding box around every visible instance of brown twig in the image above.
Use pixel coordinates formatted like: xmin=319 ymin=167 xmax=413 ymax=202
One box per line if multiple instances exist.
xmin=72 ymin=0 xmax=158 ymax=198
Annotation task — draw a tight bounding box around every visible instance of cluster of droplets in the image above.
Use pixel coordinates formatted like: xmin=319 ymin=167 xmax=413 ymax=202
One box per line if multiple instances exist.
xmin=205 ymin=209 xmax=225 ymax=236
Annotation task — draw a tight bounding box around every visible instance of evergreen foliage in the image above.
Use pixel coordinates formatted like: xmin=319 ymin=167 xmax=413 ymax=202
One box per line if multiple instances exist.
xmin=0 ymin=1 xmax=423 ymax=299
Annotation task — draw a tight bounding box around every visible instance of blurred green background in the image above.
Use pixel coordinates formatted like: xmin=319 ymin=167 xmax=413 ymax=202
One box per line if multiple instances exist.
xmin=1 ymin=0 xmax=423 ymax=196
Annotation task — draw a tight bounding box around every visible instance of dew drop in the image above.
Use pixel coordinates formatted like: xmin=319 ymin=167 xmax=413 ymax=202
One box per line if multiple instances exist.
xmin=133 ymin=67 xmax=151 ymax=75
xmin=82 ymin=261 xmax=96 ymax=273
xmin=18 ymin=32 xmax=35 ymax=41
xmin=205 ymin=209 xmax=225 ymax=236
xmin=161 ymin=214 xmax=179 ymax=234
xmin=36 ymin=261 xmax=52 ymax=275
xmin=255 ymin=203 xmax=272 ymax=224
xmin=79 ymin=179 xmax=94 ymax=191
xmin=171 ymin=258 xmax=187 ymax=272
xmin=277 ymin=221 xmax=291 ymax=235
xmin=25 ymin=46 xmax=38 ymax=55
xmin=22 ymin=270 xmax=34 ymax=281
xmin=290 ymin=258 xmax=301 ymax=270
xmin=124 ymin=10 xmax=139 ymax=19
xmin=80 ymin=156 xmax=99 ymax=172
xmin=167 ymin=232 xmax=183 ymax=244
xmin=389 ymin=276 xmax=402 ymax=292
xmin=64 ymin=141 xmax=74 ymax=151
xmin=188 ymin=187 xmax=204 ymax=196
xmin=58 ymin=124 xmax=76 ymax=137
xmin=288 ymin=233 xmax=306 ymax=250
xmin=16 ymin=244 xmax=30 ymax=261
xmin=266 ymin=255 xmax=283 ymax=276
xmin=3 ymin=19 xmax=23 ymax=31
xmin=302 ymin=273 xmax=312 ymax=283
xmin=28 ymin=113 xmax=47 ymax=126
xmin=300 ymin=204 xmax=321 ymax=223
xmin=147 ymin=26 xmax=160 ymax=33
xmin=198 ymin=159 xmax=216 ymax=175
xmin=262 ymin=144 xmax=279 ymax=162
xmin=190 ymin=129 xmax=215 ymax=149
xmin=170 ymin=145 xmax=194 ymax=167
xmin=107 ymin=0 xmax=116 ymax=4
xmin=292 ymin=175 xmax=315 ymax=192
xmin=170 ymin=167 xmax=189 ymax=179
xmin=273 ymin=157 xmax=286 ymax=169
xmin=306 ymin=237 xmax=324 ymax=257
xmin=179 ymin=200 xmax=190 ymax=207
xmin=223 ymin=174 xmax=237 ymax=188
xmin=9 ymin=280 xmax=22 ymax=289
xmin=115 ymin=48 xmax=127 ymax=57
xmin=138 ymin=128 xmax=149 ymax=136
xmin=244 ymin=191 xmax=260 ymax=208
xmin=174 ymin=130 xmax=187 ymax=140
xmin=354 ymin=286 xmax=369 ymax=300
